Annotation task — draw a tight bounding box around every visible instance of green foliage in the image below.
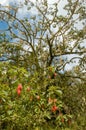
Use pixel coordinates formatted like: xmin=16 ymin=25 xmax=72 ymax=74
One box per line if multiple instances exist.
xmin=0 ymin=63 xmax=85 ymax=130
xmin=0 ymin=64 xmax=72 ymax=129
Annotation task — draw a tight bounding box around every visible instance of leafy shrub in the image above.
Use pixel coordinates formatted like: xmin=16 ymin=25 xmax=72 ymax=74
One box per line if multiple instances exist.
xmin=0 ymin=64 xmax=71 ymax=129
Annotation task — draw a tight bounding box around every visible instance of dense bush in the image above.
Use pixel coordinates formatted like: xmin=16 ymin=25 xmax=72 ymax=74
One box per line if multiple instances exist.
xmin=0 ymin=63 xmax=73 ymax=130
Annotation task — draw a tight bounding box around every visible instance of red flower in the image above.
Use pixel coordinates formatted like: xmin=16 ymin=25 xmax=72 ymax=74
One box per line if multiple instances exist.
xmin=17 ymin=84 xmax=22 ymax=91
xmin=51 ymin=105 xmax=58 ymax=112
xmin=17 ymin=84 xmax=22 ymax=96
xmin=17 ymin=89 xmax=21 ymax=96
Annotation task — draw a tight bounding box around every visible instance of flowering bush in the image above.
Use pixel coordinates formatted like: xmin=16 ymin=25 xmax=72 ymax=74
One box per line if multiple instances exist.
xmin=0 ymin=63 xmax=72 ymax=129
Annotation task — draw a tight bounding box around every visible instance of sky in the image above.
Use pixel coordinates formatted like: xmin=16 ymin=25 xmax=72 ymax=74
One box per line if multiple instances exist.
xmin=0 ymin=0 xmax=67 ymax=31
xmin=0 ymin=0 xmax=67 ymax=16
xmin=0 ymin=0 xmax=68 ymax=35
xmin=0 ymin=0 xmax=64 ymax=5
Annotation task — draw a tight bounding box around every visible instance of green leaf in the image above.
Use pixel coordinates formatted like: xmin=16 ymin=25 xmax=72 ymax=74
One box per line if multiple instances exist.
xmin=56 ymin=90 xmax=62 ymax=97
xmin=7 ymin=110 xmax=13 ymax=115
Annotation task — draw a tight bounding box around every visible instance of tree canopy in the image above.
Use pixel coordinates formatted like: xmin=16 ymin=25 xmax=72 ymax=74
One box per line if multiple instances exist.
xmin=0 ymin=0 xmax=86 ymax=73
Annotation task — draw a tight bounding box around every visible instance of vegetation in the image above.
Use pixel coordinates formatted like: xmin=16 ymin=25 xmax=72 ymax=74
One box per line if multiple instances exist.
xmin=0 ymin=0 xmax=86 ymax=129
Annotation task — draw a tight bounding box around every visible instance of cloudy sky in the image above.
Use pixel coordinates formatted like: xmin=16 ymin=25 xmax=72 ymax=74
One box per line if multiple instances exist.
xmin=0 ymin=0 xmax=68 ymax=26
xmin=0 ymin=0 xmax=63 ymax=5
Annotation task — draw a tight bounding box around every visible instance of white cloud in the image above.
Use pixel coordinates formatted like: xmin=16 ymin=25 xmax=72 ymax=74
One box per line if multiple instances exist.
xmin=0 ymin=0 xmax=9 ymax=5
xmin=0 ymin=0 xmax=60 ymax=5
xmin=48 ymin=0 xmax=58 ymax=4
xmin=0 ymin=0 xmax=67 ymax=17
xmin=0 ymin=0 xmax=24 ymax=6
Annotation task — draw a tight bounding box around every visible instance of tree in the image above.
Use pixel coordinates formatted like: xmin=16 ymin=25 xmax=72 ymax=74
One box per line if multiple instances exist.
xmin=0 ymin=0 xmax=86 ymax=129
xmin=0 ymin=0 xmax=86 ymax=74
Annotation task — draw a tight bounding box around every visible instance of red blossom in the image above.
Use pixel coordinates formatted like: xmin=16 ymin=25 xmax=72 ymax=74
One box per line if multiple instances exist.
xmin=17 ymin=89 xmax=21 ymax=96
xmin=17 ymin=84 xmax=22 ymax=91
xmin=17 ymin=84 xmax=22 ymax=96
xmin=51 ymin=105 xmax=58 ymax=112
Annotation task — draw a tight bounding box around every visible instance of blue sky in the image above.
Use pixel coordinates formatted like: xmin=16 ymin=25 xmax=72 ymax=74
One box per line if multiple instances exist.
xmin=0 ymin=21 xmax=8 ymax=30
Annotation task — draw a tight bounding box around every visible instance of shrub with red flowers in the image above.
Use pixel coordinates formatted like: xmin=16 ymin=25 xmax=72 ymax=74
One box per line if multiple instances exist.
xmin=0 ymin=64 xmax=72 ymax=129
